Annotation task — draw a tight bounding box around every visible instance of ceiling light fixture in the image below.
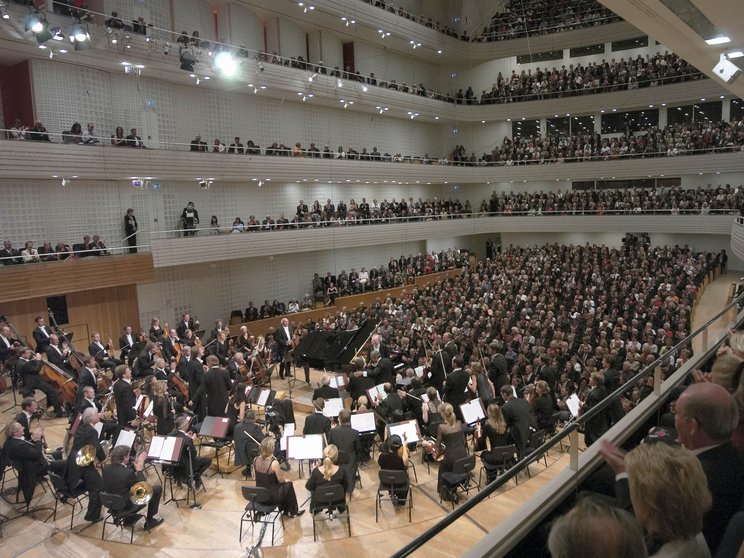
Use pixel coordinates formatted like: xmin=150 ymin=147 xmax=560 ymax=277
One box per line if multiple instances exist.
xmin=341 ymin=16 xmax=355 ymax=26
xmin=705 ymin=36 xmax=730 ymax=45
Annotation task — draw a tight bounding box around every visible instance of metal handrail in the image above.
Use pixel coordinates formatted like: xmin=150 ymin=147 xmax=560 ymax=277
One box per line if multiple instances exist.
xmin=392 ymin=289 xmax=744 ymax=558
xmin=148 ymin=209 xmax=736 ymax=239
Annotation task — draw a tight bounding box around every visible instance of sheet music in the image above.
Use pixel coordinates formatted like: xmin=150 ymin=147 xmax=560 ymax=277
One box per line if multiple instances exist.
xmin=286 ymin=434 xmax=325 ymax=460
xmin=366 ymin=383 xmax=387 ymax=403
xmin=93 ymin=422 xmax=104 ymax=437
xmin=144 ymin=400 xmax=154 ymax=418
xmin=280 ymin=423 xmax=296 ymax=451
xmin=566 ymin=393 xmax=581 ymax=417
xmin=322 ymin=398 xmax=344 ymax=418
xmin=350 ymin=411 xmax=376 ymax=433
xmin=460 ymin=399 xmax=486 ymax=425
xmin=414 ymin=366 xmax=425 ymax=378
xmin=329 ymin=375 xmax=346 ymax=389
xmin=387 ymin=419 xmax=420 ymax=443
xmin=161 ymin=436 xmax=177 ymax=460
xmin=257 ymin=389 xmax=271 ymax=406
xmin=148 ymin=436 xmax=165 ymax=459
xmin=115 ymin=429 xmax=136 ymax=449
xmin=134 ymin=394 xmax=144 ymax=411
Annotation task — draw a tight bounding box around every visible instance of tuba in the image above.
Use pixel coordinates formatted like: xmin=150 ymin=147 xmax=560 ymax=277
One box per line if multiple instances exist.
xmin=75 ymin=444 xmax=97 ymax=466
xmin=130 ymin=481 xmax=154 ymax=505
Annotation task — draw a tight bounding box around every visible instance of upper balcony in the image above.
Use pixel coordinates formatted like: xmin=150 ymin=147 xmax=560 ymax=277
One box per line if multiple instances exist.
xmin=2 ymin=139 xmax=743 ymax=184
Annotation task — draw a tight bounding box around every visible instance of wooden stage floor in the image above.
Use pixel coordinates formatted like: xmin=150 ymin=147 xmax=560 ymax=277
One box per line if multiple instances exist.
xmin=0 ymin=272 xmax=736 ymax=557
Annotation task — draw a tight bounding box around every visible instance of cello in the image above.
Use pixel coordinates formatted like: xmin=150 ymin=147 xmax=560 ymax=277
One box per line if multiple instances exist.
xmin=40 ymin=360 xmax=78 ymax=410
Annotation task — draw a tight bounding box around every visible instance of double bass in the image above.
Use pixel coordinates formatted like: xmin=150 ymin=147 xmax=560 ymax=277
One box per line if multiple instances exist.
xmin=40 ymin=360 xmax=78 ymax=410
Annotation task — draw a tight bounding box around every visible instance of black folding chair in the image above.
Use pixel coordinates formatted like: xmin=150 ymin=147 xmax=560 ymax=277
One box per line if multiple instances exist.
xmin=48 ymin=471 xmax=88 ymax=529
xmin=376 ymin=469 xmax=412 ymax=522
xmin=439 ymin=455 xmax=476 ymax=509
xmin=99 ymin=492 xmax=144 ymax=543
xmin=239 ymin=486 xmax=284 ymax=546
xmin=477 ymin=445 xmax=518 ymax=490
xmin=310 ymin=484 xmax=350 ymax=542
xmin=525 ymin=430 xmax=548 ymax=478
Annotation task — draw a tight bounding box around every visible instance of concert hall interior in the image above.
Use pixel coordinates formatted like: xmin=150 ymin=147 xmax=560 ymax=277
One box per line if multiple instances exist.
xmin=1 ymin=0 xmax=744 ymax=557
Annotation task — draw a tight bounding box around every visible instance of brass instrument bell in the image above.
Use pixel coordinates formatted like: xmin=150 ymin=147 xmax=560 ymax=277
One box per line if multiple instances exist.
xmin=130 ymin=481 xmax=154 ymax=505
xmin=75 ymin=444 xmax=97 ymax=466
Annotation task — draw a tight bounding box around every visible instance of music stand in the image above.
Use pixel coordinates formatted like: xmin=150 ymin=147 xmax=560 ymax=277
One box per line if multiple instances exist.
xmin=148 ymin=435 xmax=195 ymax=507
xmin=286 ymin=434 xmax=325 ymax=479
xmin=197 ymin=416 xmax=233 ymax=477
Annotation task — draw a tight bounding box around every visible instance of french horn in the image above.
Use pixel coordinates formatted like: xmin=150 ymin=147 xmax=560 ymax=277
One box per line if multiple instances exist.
xmin=130 ymin=481 xmax=154 ymax=505
xmin=75 ymin=444 xmax=97 ymax=466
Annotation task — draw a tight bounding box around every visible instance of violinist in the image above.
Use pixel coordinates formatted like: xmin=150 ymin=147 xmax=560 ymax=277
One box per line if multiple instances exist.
xmin=378 ymin=434 xmax=409 ymax=504
xmin=89 ymin=332 xmax=122 ymax=370
xmin=181 ymin=328 xmax=197 ymax=347
xmin=149 ymin=317 xmax=165 ymax=343
xmin=132 ymin=342 xmax=157 ymax=379
xmin=16 ymin=346 xmax=65 ymax=417
xmin=46 ymin=333 xmax=74 ymax=375
xmin=226 ymin=351 xmax=250 ymax=383
xmin=208 ymin=331 xmax=229 ymax=365
xmin=234 ymin=325 xmax=251 ymax=353
xmin=79 ymin=386 xmax=121 ymax=442
xmin=226 ymin=381 xmax=248 ymax=435
xmin=152 ymin=357 xmax=169 ymax=380
xmin=152 ymin=380 xmax=176 ymax=435
xmin=162 ymin=329 xmax=181 ymax=362
xmin=208 ymin=320 xmax=226 ymax=343
xmin=118 ymin=326 xmax=136 ymax=362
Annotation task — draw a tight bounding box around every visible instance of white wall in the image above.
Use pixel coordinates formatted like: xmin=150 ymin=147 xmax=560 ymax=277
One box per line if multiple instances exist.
xmin=172 ymin=0 xmax=215 ymax=42
xmin=29 ymin=59 xmax=444 ymax=158
xmin=225 ymin=3 xmax=265 ymax=54
xmin=277 ymin=18 xmax=307 ymax=60
xmin=353 ymin=42 xmax=441 ymax=90
xmin=103 ymin=0 xmax=171 ymax=40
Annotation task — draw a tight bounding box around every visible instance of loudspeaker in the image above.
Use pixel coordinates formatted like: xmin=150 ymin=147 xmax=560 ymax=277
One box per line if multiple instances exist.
xmin=47 ymin=295 xmax=69 ymax=325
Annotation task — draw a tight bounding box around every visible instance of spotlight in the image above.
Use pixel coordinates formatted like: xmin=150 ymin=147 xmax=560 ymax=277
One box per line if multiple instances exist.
xmin=0 ymin=2 xmax=8 ymax=20
xmin=163 ymin=42 xmax=169 ymax=55
xmin=198 ymin=179 xmax=207 ymax=189
xmin=26 ymin=10 xmax=51 ymax=43
xmin=69 ymin=22 xmax=90 ymax=50
xmin=179 ymin=47 xmax=196 ymax=72
xmin=214 ymin=51 xmax=237 ymax=76
xmin=713 ymin=53 xmax=741 ymax=84
xmin=51 ymin=27 xmax=64 ymax=41
xmin=61 ymin=177 xmax=69 ymax=187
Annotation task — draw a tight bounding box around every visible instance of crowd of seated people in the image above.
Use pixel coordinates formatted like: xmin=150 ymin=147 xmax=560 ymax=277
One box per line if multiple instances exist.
xmin=358 ymin=0 xmax=619 ymax=42
xmin=0 ymin=234 xmax=112 ymax=265
xmin=447 ymin=117 xmax=744 ymax=166
xmin=476 ymin=0 xmax=620 ymax=41
xmin=472 ymin=52 xmax=700 ymax=105
xmin=478 ymin=184 xmax=743 ymax=216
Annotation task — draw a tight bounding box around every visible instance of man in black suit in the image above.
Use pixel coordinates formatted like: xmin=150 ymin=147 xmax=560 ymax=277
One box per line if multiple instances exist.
xmin=124 ymin=209 xmax=138 ymax=254
xmin=181 ymin=345 xmax=206 ymax=419
xmin=303 ymin=399 xmax=331 ymax=438
xmin=79 ymin=386 xmax=120 ymax=441
xmin=296 ymin=199 xmax=309 ymax=217
xmin=0 ymin=324 xmax=18 ymax=363
xmin=500 ymin=384 xmax=537 ymax=458
xmin=370 ymin=334 xmax=391 ymax=360
xmin=0 ymin=240 xmax=22 ymax=264
xmin=75 ymin=355 xmax=99 ymax=405
xmin=601 ymin=355 xmax=625 ymax=425
xmin=581 ymin=372 xmax=610 ymax=447
xmin=113 ymin=365 xmax=137 ymax=427
xmin=428 ymin=339 xmax=450 ymax=394
xmin=313 ymin=375 xmax=340 ymax=401
xmin=274 ymin=317 xmax=293 ymax=379
xmin=31 ymin=316 xmax=53 ymax=353
xmin=233 ymin=410 xmax=266 ymax=477
xmin=45 ymin=334 xmax=74 ymax=375
xmin=162 ymin=329 xmax=181 ymax=362
xmin=347 ymin=358 xmax=376 ymax=407
xmin=133 ymin=342 xmax=157 ymax=378
xmin=536 ymin=354 xmax=557 ymax=393
xmin=176 ymin=313 xmax=198 ymax=338
xmin=208 ymin=320 xmax=226 ymax=343
xmin=369 ymin=350 xmax=394 ymax=386
xmin=327 ymin=409 xmax=361 ymax=493
xmin=442 ymin=332 xmax=458 ymax=361
xmin=443 ymin=355 xmax=469 ymax=409
xmin=102 ymin=445 xmax=164 ymax=530
xmin=189 ymin=355 xmax=231 ymax=417
xmin=16 ymin=347 xmax=64 ymax=417
xmin=66 ymin=407 xmax=107 ymax=522
xmin=374 ymin=383 xmax=405 ymax=441
xmin=171 ymin=414 xmax=211 ymax=484
xmin=118 ymin=326 xmax=136 ymax=362
xmin=15 ymin=397 xmax=40 ymax=440
xmin=487 ymin=340 xmax=510 ymax=395
xmin=89 ymin=332 xmax=122 ymax=371
xmin=601 ymin=382 xmax=744 ymax=555
xmin=208 ymin=331 xmax=229 ymax=365
xmin=3 ymin=420 xmax=49 ymax=503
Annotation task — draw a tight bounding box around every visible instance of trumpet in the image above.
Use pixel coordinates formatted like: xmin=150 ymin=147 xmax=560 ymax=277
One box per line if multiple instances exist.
xmin=130 ymin=481 xmax=154 ymax=505
xmin=75 ymin=444 xmax=97 ymax=466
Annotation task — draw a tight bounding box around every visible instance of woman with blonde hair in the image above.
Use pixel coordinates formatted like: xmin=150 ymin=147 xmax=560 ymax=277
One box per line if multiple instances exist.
xmin=626 ymin=443 xmax=712 ymax=557
xmin=531 ymin=379 xmax=557 ymax=432
xmin=254 ymin=437 xmax=304 ymax=518
xmin=468 ymin=361 xmax=495 ymax=405
xmin=305 ymin=444 xmax=348 ymax=512
xmin=477 ymin=403 xmax=515 ymax=466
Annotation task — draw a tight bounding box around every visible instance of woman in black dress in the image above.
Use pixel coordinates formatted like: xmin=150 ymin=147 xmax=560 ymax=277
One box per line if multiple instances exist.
xmin=433 ymin=403 xmax=467 ymax=502
xmin=305 ymin=444 xmax=348 ymax=513
xmin=476 ymin=403 xmax=515 ymax=465
xmin=152 ymin=380 xmax=175 ymax=436
xmin=253 ymin=437 xmax=304 ymax=518
xmin=530 ymin=380 xmax=557 ymax=432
